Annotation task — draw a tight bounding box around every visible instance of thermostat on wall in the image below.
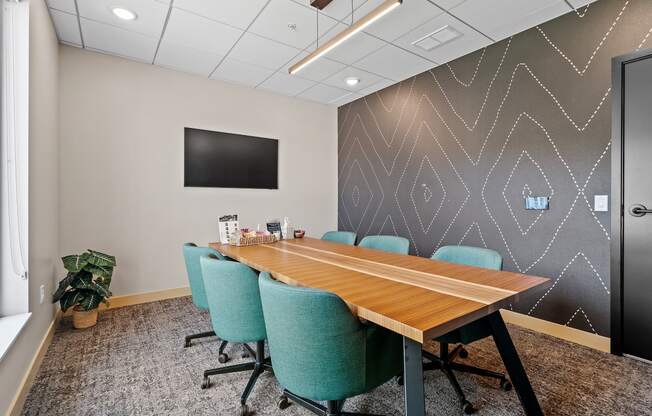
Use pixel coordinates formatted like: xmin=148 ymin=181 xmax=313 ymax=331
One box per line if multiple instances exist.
xmin=524 ymin=196 xmax=549 ymax=210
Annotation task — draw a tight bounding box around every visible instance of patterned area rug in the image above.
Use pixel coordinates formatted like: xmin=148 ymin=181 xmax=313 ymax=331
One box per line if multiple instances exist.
xmin=22 ymin=297 xmax=652 ymax=415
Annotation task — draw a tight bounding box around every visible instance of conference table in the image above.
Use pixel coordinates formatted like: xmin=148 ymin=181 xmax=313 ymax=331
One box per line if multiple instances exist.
xmin=210 ymin=237 xmax=549 ymax=416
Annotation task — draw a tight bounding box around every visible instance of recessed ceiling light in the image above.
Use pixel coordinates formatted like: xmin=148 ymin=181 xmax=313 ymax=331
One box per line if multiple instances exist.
xmin=345 ymin=77 xmax=360 ymax=86
xmin=112 ymin=7 xmax=137 ymax=21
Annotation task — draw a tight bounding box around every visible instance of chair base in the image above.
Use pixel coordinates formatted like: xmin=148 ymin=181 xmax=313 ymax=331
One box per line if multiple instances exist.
xmin=279 ymin=390 xmax=384 ymax=416
xmin=423 ymin=343 xmax=512 ymax=414
xmin=202 ymin=340 xmax=272 ymax=414
xmin=184 ymin=330 xmax=216 ymax=347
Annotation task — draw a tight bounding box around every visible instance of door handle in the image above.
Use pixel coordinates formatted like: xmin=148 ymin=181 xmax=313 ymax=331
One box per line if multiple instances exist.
xmin=630 ymin=204 xmax=652 ymax=217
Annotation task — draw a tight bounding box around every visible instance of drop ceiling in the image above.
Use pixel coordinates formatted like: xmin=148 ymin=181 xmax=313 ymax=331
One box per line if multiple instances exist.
xmin=46 ymin=0 xmax=597 ymax=107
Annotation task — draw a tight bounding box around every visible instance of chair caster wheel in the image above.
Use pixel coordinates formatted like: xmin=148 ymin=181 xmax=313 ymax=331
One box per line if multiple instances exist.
xmin=277 ymin=395 xmax=291 ymax=410
xmin=500 ymin=378 xmax=512 ymax=391
xmin=218 ymin=353 xmax=229 ymax=364
xmin=396 ymin=375 xmax=404 ymax=386
xmin=184 ymin=339 xmax=191 ymax=348
xmin=458 ymin=347 xmax=469 ymax=359
xmin=201 ymin=377 xmax=211 ymax=389
xmin=462 ymin=401 xmax=476 ymax=414
xmin=239 ymin=404 xmax=249 ymax=416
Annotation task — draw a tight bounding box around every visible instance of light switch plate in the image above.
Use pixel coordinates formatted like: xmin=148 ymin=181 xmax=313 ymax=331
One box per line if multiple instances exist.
xmin=594 ymin=195 xmax=608 ymax=212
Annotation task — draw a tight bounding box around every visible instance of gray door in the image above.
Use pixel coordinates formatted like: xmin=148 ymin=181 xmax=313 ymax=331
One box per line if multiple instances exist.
xmin=623 ymin=55 xmax=652 ymax=361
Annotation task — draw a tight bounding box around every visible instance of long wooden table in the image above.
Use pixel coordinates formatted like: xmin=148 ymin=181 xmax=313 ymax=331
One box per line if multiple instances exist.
xmin=210 ymin=237 xmax=549 ymax=415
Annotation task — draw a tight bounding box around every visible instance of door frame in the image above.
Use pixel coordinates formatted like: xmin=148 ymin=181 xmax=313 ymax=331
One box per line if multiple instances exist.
xmin=610 ymin=48 xmax=652 ymax=356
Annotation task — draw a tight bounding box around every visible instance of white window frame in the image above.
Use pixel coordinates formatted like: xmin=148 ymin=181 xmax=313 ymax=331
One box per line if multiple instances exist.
xmin=0 ymin=0 xmax=30 ymax=362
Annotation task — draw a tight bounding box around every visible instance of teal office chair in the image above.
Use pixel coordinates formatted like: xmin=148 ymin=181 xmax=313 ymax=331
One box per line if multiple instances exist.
xmin=321 ymin=231 xmax=357 ymax=245
xmin=182 ymin=243 xmax=225 ymax=348
xmin=200 ymin=255 xmax=271 ymax=416
xmin=425 ymin=245 xmax=511 ymax=414
xmin=358 ymin=235 xmax=409 ymax=255
xmin=259 ymin=273 xmax=403 ymax=416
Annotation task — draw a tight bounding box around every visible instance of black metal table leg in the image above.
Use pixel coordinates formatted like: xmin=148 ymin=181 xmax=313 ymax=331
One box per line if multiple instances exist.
xmin=487 ymin=312 xmax=543 ymax=416
xmin=403 ymin=336 xmax=425 ymax=416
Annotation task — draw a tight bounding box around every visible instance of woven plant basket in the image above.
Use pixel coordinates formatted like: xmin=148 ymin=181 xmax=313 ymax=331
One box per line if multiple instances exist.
xmin=72 ymin=306 xmax=98 ymax=329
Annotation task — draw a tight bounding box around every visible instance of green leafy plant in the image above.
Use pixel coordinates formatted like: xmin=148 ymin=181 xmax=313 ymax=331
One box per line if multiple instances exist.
xmin=52 ymin=250 xmax=116 ymax=312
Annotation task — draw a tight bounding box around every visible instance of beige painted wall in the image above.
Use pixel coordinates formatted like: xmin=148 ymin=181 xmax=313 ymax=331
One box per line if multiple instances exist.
xmin=58 ymin=46 xmax=338 ymax=296
xmin=0 ymin=0 xmax=59 ymax=414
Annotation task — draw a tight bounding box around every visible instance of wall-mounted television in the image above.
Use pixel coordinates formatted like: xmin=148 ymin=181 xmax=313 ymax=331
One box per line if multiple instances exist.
xmin=184 ymin=128 xmax=278 ymax=189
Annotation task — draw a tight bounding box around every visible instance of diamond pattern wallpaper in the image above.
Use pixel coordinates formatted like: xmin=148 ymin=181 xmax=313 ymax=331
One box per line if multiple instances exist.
xmin=337 ymin=0 xmax=652 ymax=337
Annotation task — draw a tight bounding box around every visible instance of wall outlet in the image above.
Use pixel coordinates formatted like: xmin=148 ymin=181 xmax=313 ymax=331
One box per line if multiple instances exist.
xmin=39 ymin=285 xmax=45 ymax=304
xmin=594 ymin=195 xmax=609 ymax=212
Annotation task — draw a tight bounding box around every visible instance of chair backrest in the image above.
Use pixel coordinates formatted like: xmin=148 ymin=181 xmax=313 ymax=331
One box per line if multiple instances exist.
xmin=259 ymin=273 xmax=367 ymax=401
xmin=358 ymin=235 xmax=409 ymax=255
xmin=431 ymin=245 xmax=503 ymax=271
xmin=200 ymin=255 xmax=266 ymax=343
xmin=321 ymin=231 xmax=357 ymax=245
xmin=182 ymin=243 xmax=226 ymax=310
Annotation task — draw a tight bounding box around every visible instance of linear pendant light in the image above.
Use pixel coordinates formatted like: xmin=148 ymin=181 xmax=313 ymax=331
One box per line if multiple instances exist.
xmin=289 ymin=0 xmax=402 ymax=75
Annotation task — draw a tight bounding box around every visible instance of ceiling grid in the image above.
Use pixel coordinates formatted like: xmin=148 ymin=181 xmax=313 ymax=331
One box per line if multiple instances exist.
xmin=45 ymin=0 xmax=596 ymax=105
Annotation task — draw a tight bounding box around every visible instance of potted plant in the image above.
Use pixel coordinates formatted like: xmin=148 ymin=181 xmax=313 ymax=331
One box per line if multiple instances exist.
xmin=53 ymin=250 xmax=116 ymax=329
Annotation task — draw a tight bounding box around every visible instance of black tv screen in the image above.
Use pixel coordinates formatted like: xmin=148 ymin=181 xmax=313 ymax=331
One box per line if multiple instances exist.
xmin=184 ymin=128 xmax=278 ymax=189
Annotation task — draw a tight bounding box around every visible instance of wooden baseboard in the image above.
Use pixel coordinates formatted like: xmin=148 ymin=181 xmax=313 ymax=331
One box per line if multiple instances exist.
xmin=500 ymin=309 xmax=610 ymax=353
xmin=7 ymin=311 xmax=61 ymax=416
xmin=100 ymin=286 xmax=191 ymax=311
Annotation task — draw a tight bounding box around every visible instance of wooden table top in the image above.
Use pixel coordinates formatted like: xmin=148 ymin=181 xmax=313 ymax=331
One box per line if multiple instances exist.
xmin=210 ymin=237 xmax=549 ymax=343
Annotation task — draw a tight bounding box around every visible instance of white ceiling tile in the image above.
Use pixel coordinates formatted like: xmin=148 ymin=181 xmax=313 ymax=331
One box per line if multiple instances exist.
xmin=322 ymin=31 xmax=385 ymax=64
xmin=322 ymin=66 xmax=383 ymax=92
xmin=229 ymin=33 xmax=301 ymax=71
xmin=155 ymin=42 xmax=222 ymax=76
xmin=424 ymin=0 xmax=466 ymax=9
xmin=353 ymin=0 xmax=443 ymax=42
xmin=163 ymin=8 xmax=243 ymax=55
xmin=173 ymin=0 xmax=268 ymax=30
xmin=297 ymin=83 xmax=351 ymax=104
xmin=48 ymin=9 xmax=82 ymax=45
xmin=285 ymin=52 xmax=347 ymax=81
xmin=76 ymin=0 xmax=169 ymax=37
xmin=394 ymin=14 xmax=490 ymax=64
xmin=291 ymin=0 xmax=368 ymax=21
xmin=567 ymin=0 xmax=599 ymax=7
xmin=258 ymin=72 xmax=316 ymax=96
xmin=46 ymin=0 xmax=76 ymax=14
xmin=357 ymin=77 xmax=395 ymax=96
xmin=309 ymin=21 xmax=348 ymax=47
xmin=81 ymin=18 xmax=158 ymax=62
xmin=450 ymin=0 xmax=571 ymax=41
xmin=249 ymin=0 xmax=339 ymax=50
xmin=353 ymin=44 xmax=434 ymax=81
xmin=331 ymin=92 xmax=361 ymax=106
xmin=211 ymin=58 xmax=275 ymax=87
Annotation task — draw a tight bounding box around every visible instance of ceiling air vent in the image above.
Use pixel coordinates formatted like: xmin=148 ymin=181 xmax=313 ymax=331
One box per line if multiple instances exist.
xmin=412 ymin=25 xmax=462 ymax=51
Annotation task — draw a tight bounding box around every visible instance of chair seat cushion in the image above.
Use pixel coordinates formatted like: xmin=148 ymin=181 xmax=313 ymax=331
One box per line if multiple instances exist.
xmin=436 ymin=318 xmax=492 ymax=345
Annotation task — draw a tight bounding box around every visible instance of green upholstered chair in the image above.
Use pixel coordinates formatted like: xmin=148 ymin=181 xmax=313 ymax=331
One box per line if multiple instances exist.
xmin=358 ymin=235 xmax=409 ymax=255
xmin=321 ymin=231 xmax=357 ymax=245
xmin=259 ymin=273 xmax=403 ymax=416
xmin=200 ymin=255 xmax=271 ymax=416
xmin=426 ymin=245 xmax=511 ymax=414
xmin=182 ymin=243 xmax=226 ymax=347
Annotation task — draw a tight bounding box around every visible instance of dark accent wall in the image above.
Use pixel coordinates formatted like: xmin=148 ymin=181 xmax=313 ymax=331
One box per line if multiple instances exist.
xmin=337 ymin=0 xmax=652 ymax=337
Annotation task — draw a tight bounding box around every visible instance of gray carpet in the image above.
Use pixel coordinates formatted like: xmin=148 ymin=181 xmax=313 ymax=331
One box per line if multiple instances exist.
xmin=22 ymin=297 xmax=652 ymax=415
